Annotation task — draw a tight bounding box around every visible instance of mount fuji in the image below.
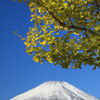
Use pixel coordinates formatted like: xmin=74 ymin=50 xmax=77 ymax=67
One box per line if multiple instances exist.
xmin=10 ymin=81 xmax=99 ymax=100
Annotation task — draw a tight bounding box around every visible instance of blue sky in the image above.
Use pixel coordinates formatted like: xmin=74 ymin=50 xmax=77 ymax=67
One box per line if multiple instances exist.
xmin=0 ymin=0 xmax=100 ymax=100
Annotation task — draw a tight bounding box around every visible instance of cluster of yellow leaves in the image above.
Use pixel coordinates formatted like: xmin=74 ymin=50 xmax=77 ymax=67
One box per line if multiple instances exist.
xmin=33 ymin=56 xmax=40 ymax=62
xmin=22 ymin=0 xmax=100 ymax=69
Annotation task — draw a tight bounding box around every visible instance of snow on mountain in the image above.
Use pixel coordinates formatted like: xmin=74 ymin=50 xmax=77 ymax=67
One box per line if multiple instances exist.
xmin=10 ymin=81 xmax=99 ymax=100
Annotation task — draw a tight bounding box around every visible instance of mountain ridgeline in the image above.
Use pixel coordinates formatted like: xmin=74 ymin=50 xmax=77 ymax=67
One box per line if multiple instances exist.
xmin=10 ymin=81 xmax=99 ymax=100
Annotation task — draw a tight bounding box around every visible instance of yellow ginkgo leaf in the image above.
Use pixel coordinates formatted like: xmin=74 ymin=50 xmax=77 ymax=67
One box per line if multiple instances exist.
xmin=40 ymin=41 xmax=46 ymax=45
xmin=33 ymin=56 xmax=40 ymax=62
xmin=20 ymin=38 xmax=26 ymax=40
xmin=73 ymin=32 xmax=79 ymax=35
xmin=95 ymin=25 xmax=100 ymax=31
xmin=24 ymin=42 xmax=31 ymax=47
xmin=63 ymin=3 xmax=68 ymax=7
xmin=32 ymin=42 xmax=37 ymax=46
xmin=47 ymin=58 xmax=53 ymax=63
xmin=28 ymin=2 xmax=34 ymax=7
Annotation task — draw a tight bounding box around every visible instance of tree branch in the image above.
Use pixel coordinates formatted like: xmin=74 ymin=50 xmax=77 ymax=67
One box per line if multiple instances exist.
xmin=47 ymin=10 xmax=97 ymax=35
xmin=34 ymin=0 xmax=98 ymax=35
xmin=94 ymin=0 xmax=100 ymax=15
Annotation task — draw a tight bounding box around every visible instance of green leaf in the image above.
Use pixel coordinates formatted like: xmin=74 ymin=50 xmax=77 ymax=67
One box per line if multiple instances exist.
xmin=18 ymin=0 xmax=22 ymax=3
xmin=94 ymin=25 xmax=100 ymax=31
xmin=92 ymin=66 xmax=97 ymax=70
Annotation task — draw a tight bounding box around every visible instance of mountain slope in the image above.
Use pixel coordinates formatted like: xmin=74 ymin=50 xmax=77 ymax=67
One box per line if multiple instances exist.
xmin=10 ymin=81 xmax=99 ymax=100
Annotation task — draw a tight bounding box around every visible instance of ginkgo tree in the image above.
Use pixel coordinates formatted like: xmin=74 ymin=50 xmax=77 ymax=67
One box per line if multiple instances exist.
xmin=17 ymin=0 xmax=100 ymax=69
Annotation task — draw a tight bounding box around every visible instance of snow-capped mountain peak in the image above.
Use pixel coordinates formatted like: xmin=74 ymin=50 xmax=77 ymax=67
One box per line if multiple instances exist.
xmin=10 ymin=81 xmax=99 ymax=100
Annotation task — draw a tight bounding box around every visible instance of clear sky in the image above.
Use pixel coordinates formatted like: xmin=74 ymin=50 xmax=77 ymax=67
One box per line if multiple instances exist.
xmin=0 ymin=0 xmax=100 ymax=100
